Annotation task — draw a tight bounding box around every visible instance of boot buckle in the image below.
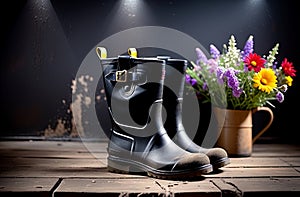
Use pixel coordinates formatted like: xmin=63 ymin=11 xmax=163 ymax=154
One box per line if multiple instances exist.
xmin=116 ymin=70 xmax=127 ymax=82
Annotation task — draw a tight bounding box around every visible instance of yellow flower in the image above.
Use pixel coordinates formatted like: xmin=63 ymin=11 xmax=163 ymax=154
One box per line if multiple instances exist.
xmin=253 ymin=68 xmax=277 ymax=93
xmin=285 ymin=76 xmax=293 ymax=86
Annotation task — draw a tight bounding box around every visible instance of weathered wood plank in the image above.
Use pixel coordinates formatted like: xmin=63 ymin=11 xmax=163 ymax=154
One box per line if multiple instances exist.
xmin=280 ymin=157 xmax=300 ymax=167
xmin=0 ymin=157 xmax=106 ymax=168
xmin=0 ymin=177 xmax=59 ymax=197
xmin=2 ymin=141 xmax=299 ymax=155
xmin=227 ymin=157 xmax=289 ymax=167
xmin=212 ymin=178 xmax=300 ymax=196
xmin=0 ymin=141 xmax=108 ymax=153
xmin=294 ymin=167 xmax=300 ymax=173
xmin=0 ymin=141 xmax=85 ymax=151
xmin=204 ymin=167 xmax=300 ymax=178
xmin=1 ymin=165 xmax=299 ymax=179
xmin=210 ymin=179 xmax=242 ymax=196
xmin=0 ymin=149 xmax=106 ymax=159
xmin=2 ymin=141 xmax=299 ymax=157
xmin=252 ymin=144 xmax=300 ymax=157
xmin=53 ymin=178 xmax=165 ymax=197
xmin=155 ymin=179 xmax=221 ymax=197
xmin=0 ymin=166 xmax=144 ymax=179
xmin=4 ymin=155 xmax=293 ymax=169
xmin=53 ymin=178 xmax=221 ymax=197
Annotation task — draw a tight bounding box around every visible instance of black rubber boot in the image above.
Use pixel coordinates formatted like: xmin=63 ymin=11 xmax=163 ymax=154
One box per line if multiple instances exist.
xmin=160 ymin=56 xmax=230 ymax=170
xmin=96 ymin=47 xmax=213 ymax=179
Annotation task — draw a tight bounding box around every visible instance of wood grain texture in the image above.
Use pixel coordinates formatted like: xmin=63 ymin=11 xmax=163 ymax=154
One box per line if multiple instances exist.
xmin=0 ymin=140 xmax=299 ymax=196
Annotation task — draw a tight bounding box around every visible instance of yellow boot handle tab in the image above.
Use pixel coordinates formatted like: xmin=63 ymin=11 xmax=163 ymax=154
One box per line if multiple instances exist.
xmin=128 ymin=47 xmax=137 ymax=58
xmin=96 ymin=47 xmax=107 ymax=59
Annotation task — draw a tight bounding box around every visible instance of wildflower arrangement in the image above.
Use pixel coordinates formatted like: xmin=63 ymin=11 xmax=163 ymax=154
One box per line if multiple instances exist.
xmin=185 ymin=35 xmax=296 ymax=110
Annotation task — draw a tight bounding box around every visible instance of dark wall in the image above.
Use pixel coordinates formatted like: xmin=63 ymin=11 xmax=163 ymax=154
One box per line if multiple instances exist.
xmin=1 ymin=0 xmax=299 ymax=142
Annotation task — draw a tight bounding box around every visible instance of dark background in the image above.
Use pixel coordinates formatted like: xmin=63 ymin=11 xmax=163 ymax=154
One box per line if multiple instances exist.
xmin=1 ymin=0 xmax=299 ymax=143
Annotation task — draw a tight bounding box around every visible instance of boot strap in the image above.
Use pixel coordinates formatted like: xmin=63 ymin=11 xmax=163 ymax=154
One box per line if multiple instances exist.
xmin=106 ymin=70 xmax=146 ymax=83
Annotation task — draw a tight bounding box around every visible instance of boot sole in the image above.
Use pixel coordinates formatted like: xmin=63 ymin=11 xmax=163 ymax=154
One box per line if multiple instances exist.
xmin=212 ymin=157 xmax=230 ymax=170
xmin=107 ymin=156 xmax=213 ymax=179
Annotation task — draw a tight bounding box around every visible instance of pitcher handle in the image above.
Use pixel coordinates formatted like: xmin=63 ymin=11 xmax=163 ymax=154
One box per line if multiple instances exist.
xmin=252 ymin=106 xmax=274 ymax=144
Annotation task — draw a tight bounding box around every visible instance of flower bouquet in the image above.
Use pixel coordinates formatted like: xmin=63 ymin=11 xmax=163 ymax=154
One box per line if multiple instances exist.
xmin=185 ymin=35 xmax=296 ymax=110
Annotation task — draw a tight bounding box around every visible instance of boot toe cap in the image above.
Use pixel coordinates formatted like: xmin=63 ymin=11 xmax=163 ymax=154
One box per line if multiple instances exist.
xmin=172 ymin=153 xmax=211 ymax=172
xmin=206 ymin=147 xmax=230 ymax=168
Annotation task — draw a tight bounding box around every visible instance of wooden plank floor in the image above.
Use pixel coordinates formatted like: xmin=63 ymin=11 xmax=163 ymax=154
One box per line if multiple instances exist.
xmin=0 ymin=140 xmax=299 ymax=196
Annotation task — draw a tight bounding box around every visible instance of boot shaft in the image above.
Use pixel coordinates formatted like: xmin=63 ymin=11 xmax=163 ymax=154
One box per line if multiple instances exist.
xmin=99 ymin=55 xmax=166 ymax=136
xmin=158 ymin=56 xmax=188 ymax=99
xmin=160 ymin=57 xmax=188 ymax=135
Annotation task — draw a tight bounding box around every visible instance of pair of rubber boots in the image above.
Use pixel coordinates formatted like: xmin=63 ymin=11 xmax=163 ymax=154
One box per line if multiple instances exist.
xmin=96 ymin=47 xmax=230 ymax=180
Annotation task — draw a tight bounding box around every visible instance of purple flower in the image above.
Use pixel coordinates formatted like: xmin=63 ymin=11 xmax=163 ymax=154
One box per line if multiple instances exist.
xmin=224 ymin=68 xmax=243 ymax=98
xmin=185 ymin=74 xmax=197 ymax=86
xmin=202 ymin=82 xmax=208 ymax=91
xmin=225 ymin=68 xmax=239 ymax=89
xmin=276 ymin=92 xmax=284 ymax=103
xmin=185 ymin=74 xmax=191 ymax=83
xmin=195 ymin=47 xmax=208 ymax=65
xmin=242 ymin=35 xmax=254 ymax=60
xmin=191 ymin=79 xmax=197 ymax=86
xmin=210 ymin=44 xmax=220 ymax=59
xmin=233 ymin=88 xmax=243 ymax=98
xmin=244 ymin=65 xmax=249 ymax=72
xmin=216 ymin=67 xmax=226 ymax=84
xmin=227 ymin=76 xmax=238 ymax=89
